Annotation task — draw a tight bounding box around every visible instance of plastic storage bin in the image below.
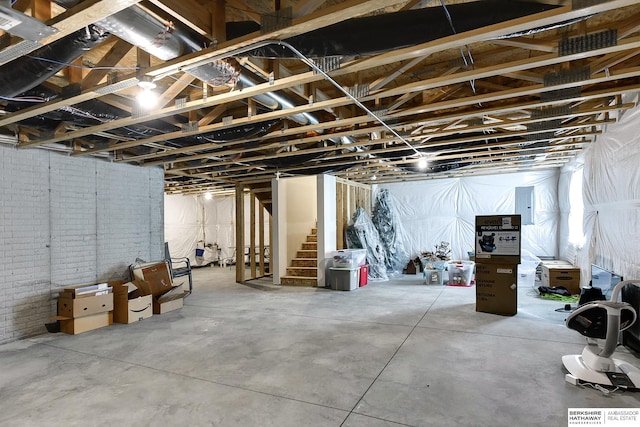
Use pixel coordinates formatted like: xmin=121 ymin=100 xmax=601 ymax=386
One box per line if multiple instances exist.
xmin=329 ymin=267 xmax=359 ymax=291
xmin=447 ymin=261 xmax=475 ymax=286
xmin=517 ymin=250 xmax=541 ymax=288
xmin=331 ymin=249 xmax=367 ymax=268
xmin=424 ymin=269 xmax=444 ymax=286
xmin=359 ymin=264 xmax=369 ymax=287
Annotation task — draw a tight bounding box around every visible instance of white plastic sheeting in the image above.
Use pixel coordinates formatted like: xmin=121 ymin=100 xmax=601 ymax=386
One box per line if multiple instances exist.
xmin=164 ymin=193 xmax=269 ymax=266
xmin=375 ymin=169 xmax=560 ymax=262
xmin=164 ymin=194 xmax=200 ymax=263
xmin=577 ymin=93 xmax=640 ymax=282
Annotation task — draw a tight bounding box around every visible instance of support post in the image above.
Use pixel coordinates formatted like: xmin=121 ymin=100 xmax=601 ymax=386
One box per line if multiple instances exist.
xmin=235 ymin=183 xmax=245 ymax=283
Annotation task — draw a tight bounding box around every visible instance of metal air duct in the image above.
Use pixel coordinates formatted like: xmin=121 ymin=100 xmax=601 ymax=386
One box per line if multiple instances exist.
xmin=0 ymin=26 xmax=108 ymax=98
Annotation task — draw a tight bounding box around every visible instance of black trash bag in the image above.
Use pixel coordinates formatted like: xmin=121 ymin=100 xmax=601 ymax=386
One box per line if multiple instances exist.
xmin=538 ymin=285 xmax=572 ymax=297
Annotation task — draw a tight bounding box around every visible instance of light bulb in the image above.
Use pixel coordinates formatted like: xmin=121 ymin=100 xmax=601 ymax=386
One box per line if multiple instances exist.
xmin=137 ymin=88 xmax=158 ymax=108
xmin=204 ymin=192 xmax=212 ymax=200
xmin=417 ymin=158 xmax=428 ymax=170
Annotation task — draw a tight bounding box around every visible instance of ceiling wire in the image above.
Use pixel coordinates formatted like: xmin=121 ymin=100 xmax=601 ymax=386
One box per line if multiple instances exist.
xmin=177 ymin=39 xmax=423 ymax=158
xmin=275 ymin=41 xmax=423 ymax=158
xmin=438 ymin=0 xmax=477 ymax=96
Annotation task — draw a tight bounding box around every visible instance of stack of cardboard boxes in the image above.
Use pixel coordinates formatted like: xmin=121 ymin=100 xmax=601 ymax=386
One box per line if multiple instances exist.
xmin=130 ymin=261 xmax=186 ymax=314
xmin=57 ymin=283 xmax=114 ymax=334
xmin=55 ymin=260 xmax=186 ymax=334
xmin=475 ymin=215 xmax=521 ymax=316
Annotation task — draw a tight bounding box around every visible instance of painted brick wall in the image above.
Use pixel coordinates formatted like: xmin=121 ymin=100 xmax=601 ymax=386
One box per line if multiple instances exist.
xmin=96 ymin=161 xmax=164 ymax=279
xmin=50 ymin=154 xmax=97 ymax=287
xmin=0 ymin=146 xmax=164 ymax=344
xmin=0 ymin=148 xmax=50 ymax=343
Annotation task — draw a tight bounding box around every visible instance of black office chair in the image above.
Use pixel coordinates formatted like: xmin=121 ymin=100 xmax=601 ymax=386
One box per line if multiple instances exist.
xmin=164 ymin=242 xmax=192 ymax=295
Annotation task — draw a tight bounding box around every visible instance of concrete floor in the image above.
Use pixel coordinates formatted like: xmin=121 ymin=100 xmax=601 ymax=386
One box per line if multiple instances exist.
xmin=1 ymin=267 xmax=639 ymax=427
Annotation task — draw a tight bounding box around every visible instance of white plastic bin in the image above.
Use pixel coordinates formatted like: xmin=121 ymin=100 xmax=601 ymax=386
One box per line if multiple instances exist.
xmin=517 ymin=250 xmax=540 ymax=288
xmin=424 ymin=269 xmax=444 ymax=286
xmin=331 ymin=249 xmax=367 ymax=268
xmin=447 ymin=261 xmax=475 ymax=286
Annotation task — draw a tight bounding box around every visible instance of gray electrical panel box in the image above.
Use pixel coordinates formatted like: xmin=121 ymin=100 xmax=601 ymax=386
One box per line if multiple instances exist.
xmin=515 ymin=186 xmax=534 ymax=225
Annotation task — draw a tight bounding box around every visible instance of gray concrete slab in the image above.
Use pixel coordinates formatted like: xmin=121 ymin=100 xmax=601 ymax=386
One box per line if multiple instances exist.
xmin=1 ymin=266 xmax=639 ymax=426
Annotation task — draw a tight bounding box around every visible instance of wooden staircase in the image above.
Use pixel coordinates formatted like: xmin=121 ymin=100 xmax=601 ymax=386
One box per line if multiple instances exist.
xmin=281 ymin=228 xmax=318 ymax=286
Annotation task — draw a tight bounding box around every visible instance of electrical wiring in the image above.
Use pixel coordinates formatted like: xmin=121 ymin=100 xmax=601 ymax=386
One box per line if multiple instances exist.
xmin=26 ymin=55 xmax=140 ymax=71
xmin=60 ymin=105 xmax=164 ymax=138
xmin=0 ymin=95 xmax=47 ymax=103
xmin=579 ymin=380 xmax=621 ymax=396
xmin=438 ymin=0 xmax=477 ymax=95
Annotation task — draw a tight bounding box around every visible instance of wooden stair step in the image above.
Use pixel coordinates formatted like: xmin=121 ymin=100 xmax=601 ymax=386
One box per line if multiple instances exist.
xmin=306 ymin=234 xmax=317 ymax=242
xmin=286 ymin=267 xmax=318 ymax=277
xmin=301 ymin=242 xmax=317 ymax=250
xmin=291 ymin=258 xmax=317 ymax=267
xmin=297 ymin=250 xmax=317 ymax=259
xmin=281 ymin=275 xmax=318 ymax=287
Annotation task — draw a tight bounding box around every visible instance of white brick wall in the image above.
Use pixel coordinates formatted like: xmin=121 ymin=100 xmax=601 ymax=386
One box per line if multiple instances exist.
xmin=96 ymin=161 xmax=164 ymax=279
xmin=0 ymin=145 xmax=164 ymax=344
xmin=1 ymin=147 xmax=51 ymax=342
xmin=50 ymin=154 xmax=97 ymax=286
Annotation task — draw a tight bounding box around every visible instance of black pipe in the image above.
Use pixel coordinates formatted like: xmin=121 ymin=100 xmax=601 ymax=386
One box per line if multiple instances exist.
xmin=241 ymin=1 xmax=559 ymax=58
xmin=0 ymin=26 xmax=108 ymax=98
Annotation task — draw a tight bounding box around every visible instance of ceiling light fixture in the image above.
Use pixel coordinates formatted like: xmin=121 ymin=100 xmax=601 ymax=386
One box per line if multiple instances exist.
xmin=137 ymin=87 xmax=158 ymax=107
xmin=204 ymin=192 xmax=212 ymax=200
xmin=136 ymin=75 xmax=158 ymax=107
xmin=137 ymin=75 xmax=157 ymax=90
xmin=417 ymin=157 xmax=428 ymax=170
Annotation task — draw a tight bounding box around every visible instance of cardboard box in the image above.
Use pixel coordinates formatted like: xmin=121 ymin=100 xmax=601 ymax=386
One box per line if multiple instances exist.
xmin=58 ymin=292 xmax=114 ymax=318
xmin=131 ymin=261 xmax=174 ymax=297
xmin=541 ymin=264 xmax=581 ymax=294
xmin=112 ymin=282 xmax=153 ymax=324
xmin=153 ymin=283 xmax=185 ymax=314
xmin=131 ymin=270 xmax=185 ymax=314
xmin=63 ymin=283 xmax=112 ymax=298
xmin=540 ymin=260 xmax=572 ymax=267
xmin=475 ymin=215 xmax=521 ymax=265
xmin=475 ymin=263 xmax=518 ymax=316
xmin=153 ymin=296 xmax=184 ymax=314
xmin=59 ymin=312 xmax=112 ymax=335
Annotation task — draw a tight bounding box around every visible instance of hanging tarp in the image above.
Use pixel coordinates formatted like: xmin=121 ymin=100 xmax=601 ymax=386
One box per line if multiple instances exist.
xmin=372 ymin=189 xmax=411 ymax=275
xmin=345 ymin=207 xmax=388 ymax=280
xmin=375 ymin=170 xmax=559 ymax=262
xmin=579 ymin=93 xmax=640 ymax=281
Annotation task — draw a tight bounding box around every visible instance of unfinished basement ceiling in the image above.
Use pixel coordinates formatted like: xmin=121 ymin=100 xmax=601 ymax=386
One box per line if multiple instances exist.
xmin=1 ymin=0 xmax=640 ymax=195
